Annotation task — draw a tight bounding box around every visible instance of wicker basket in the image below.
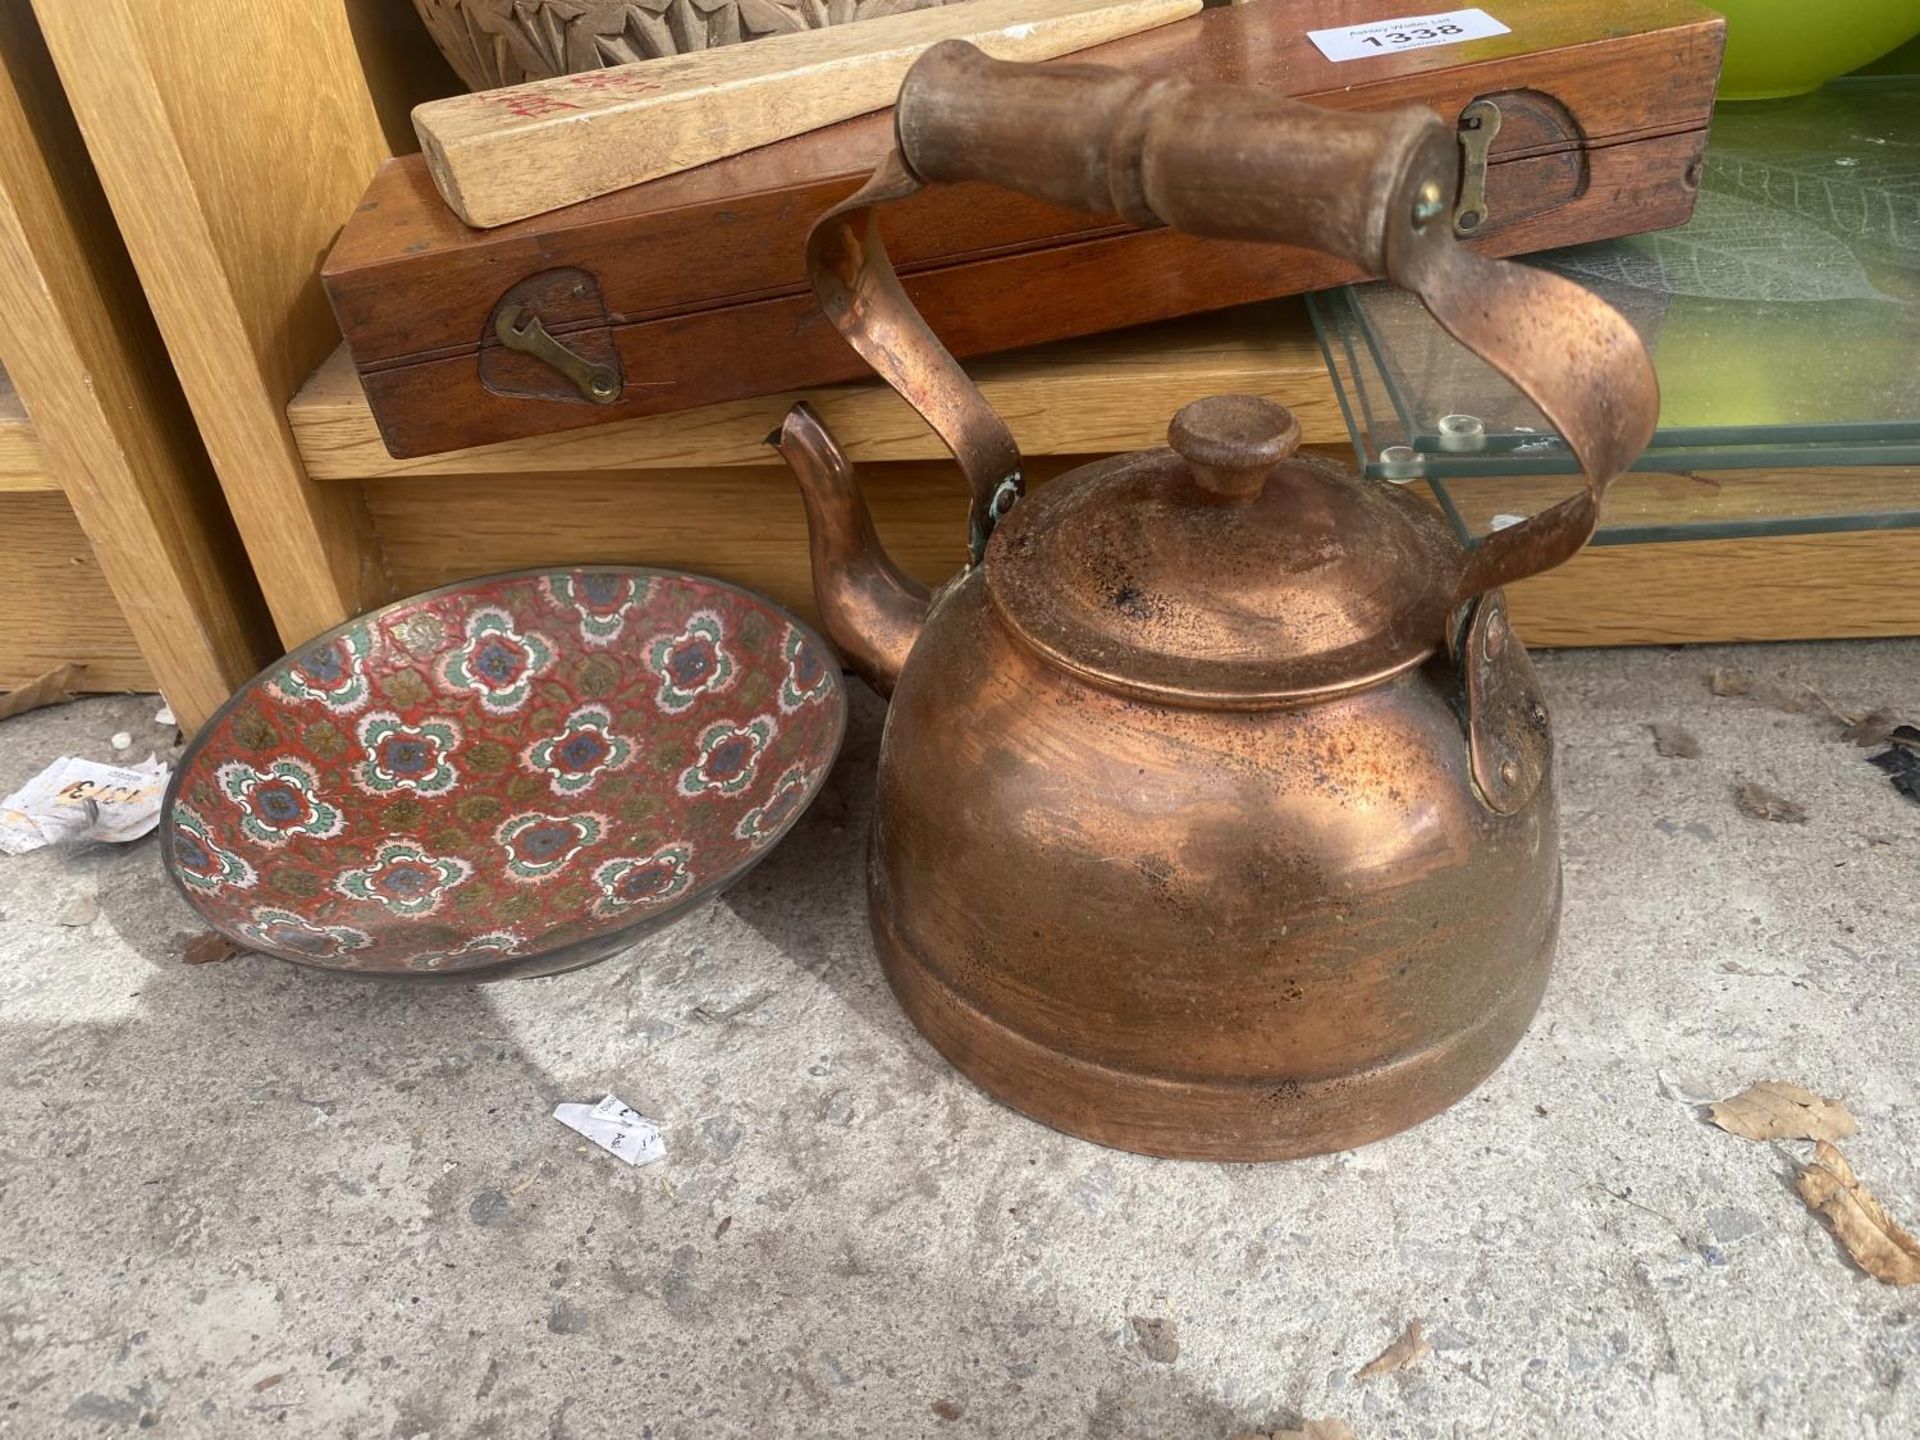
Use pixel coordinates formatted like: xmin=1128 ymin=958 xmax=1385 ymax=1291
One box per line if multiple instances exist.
xmin=413 ymin=0 xmax=967 ymax=91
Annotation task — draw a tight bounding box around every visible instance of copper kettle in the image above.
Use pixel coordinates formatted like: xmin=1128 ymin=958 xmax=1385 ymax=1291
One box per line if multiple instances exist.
xmin=773 ymin=43 xmax=1658 ymax=1160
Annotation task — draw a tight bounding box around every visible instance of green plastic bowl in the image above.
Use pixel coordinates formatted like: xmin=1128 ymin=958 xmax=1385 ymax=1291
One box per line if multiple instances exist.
xmin=1715 ymin=0 xmax=1920 ymax=99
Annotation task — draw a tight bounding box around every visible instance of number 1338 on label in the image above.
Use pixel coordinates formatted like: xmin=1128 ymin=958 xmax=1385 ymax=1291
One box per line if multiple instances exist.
xmin=1307 ymin=8 xmax=1510 ymax=63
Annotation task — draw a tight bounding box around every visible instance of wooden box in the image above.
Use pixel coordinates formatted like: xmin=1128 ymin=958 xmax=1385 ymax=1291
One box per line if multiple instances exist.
xmin=323 ymin=0 xmax=1726 ymax=459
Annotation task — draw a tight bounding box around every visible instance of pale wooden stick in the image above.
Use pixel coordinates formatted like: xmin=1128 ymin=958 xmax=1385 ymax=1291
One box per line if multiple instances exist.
xmin=414 ymin=0 xmax=1202 ymax=228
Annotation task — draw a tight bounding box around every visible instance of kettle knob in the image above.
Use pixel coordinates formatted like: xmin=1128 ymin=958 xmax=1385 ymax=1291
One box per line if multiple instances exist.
xmin=1168 ymin=395 xmax=1301 ymax=502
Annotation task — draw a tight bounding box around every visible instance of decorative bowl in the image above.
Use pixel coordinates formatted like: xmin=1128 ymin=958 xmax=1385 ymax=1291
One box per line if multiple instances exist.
xmin=1714 ymin=0 xmax=1920 ymax=100
xmin=411 ymin=0 xmax=964 ymax=91
xmin=163 ymin=567 xmax=844 ymax=980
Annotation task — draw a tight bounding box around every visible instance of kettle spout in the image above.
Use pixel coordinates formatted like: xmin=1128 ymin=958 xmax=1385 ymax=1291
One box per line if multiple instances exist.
xmin=772 ymin=402 xmax=929 ymax=697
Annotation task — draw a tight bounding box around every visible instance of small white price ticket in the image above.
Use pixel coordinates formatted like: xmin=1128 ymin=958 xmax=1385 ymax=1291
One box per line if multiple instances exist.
xmin=0 ymin=755 xmax=171 ymax=856
xmin=1307 ymin=8 xmax=1509 ymax=63
xmin=553 ymin=1094 xmax=666 ymax=1167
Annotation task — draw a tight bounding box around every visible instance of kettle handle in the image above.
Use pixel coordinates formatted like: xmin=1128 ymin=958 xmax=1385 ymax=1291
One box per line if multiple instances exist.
xmin=805 ymin=41 xmax=1658 ymax=592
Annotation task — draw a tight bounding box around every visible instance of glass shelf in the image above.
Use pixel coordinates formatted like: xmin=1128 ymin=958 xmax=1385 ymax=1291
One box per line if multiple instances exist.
xmin=1307 ymin=76 xmax=1920 ymax=545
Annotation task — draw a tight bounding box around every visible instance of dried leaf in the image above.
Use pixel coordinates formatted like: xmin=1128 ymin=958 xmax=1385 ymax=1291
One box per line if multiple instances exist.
xmin=1231 ymin=1424 xmax=1355 ymax=1440
xmin=1709 ymin=668 xmax=1753 ymax=697
xmin=0 ymin=663 xmax=86 ymax=719
xmin=184 ymin=931 xmax=243 ymax=965
xmin=1708 ymin=1081 xmax=1858 ymax=1142
xmin=1734 ymin=782 xmax=1807 ymax=824
xmin=1356 ymin=1319 xmax=1431 ymax=1379
xmin=1796 ymin=1141 xmax=1920 ymax=1286
xmin=1839 ymin=708 xmax=1903 ymax=747
xmin=1129 ymin=1315 xmax=1179 ymax=1364
xmin=1650 ymin=723 xmax=1701 ymax=759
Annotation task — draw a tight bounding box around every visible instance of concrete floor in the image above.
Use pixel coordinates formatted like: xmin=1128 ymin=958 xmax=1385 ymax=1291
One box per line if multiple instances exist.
xmin=1 ymin=640 xmax=1916 ymax=1439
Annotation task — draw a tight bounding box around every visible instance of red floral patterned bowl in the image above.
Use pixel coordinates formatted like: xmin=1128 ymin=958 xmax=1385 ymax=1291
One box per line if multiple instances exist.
xmin=163 ymin=567 xmax=845 ymax=979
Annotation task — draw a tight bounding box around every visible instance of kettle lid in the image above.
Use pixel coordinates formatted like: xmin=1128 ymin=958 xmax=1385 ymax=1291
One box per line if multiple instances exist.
xmin=984 ymin=396 xmax=1466 ymax=704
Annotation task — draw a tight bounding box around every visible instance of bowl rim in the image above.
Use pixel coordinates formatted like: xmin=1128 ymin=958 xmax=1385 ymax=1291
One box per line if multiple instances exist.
xmin=162 ymin=563 xmax=849 ymax=980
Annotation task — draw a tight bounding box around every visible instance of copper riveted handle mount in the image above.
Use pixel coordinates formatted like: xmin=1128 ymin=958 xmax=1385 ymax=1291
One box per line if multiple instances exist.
xmin=803 ymin=41 xmax=1658 ymax=588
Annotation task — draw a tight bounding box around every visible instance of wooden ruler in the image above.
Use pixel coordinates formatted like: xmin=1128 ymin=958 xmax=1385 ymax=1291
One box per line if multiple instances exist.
xmin=413 ymin=0 xmax=1202 ymax=229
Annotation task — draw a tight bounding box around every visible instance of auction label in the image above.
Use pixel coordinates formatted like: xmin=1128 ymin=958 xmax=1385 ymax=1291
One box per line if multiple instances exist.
xmin=1307 ymin=8 xmax=1509 ymax=63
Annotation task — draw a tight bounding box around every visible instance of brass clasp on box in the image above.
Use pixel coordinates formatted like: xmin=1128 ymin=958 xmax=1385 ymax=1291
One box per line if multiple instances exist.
xmin=494 ymin=305 xmax=621 ymax=404
xmin=1454 ymin=98 xmax=1502 ymax=235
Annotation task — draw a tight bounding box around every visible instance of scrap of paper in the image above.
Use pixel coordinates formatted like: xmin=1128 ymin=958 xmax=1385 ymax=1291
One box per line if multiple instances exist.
xmin=0 ymin=755 xmax=171 ymax=856
xmin=553 ymin=1093 xmax=666 ymax=1167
